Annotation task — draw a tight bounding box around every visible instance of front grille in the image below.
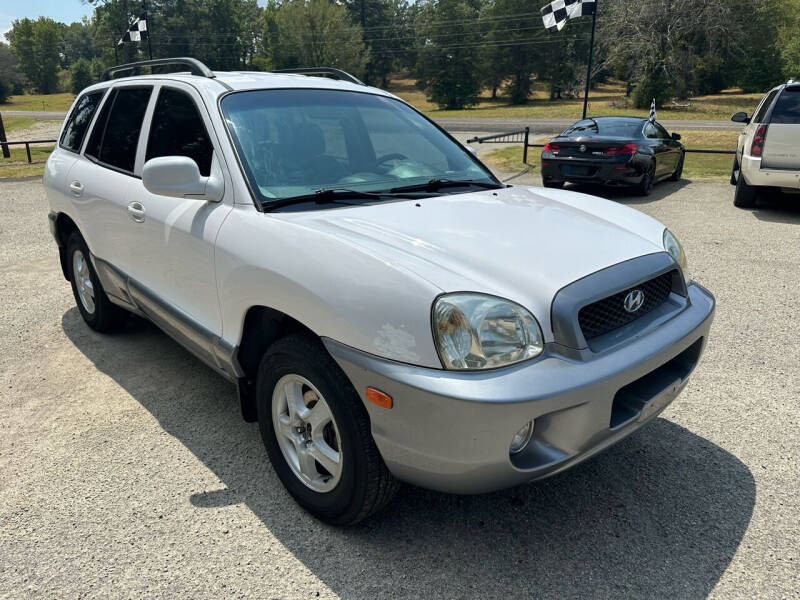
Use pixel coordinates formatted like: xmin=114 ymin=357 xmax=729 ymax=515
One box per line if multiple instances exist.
xmin=578 ymin=271 xmax=675 ymax=340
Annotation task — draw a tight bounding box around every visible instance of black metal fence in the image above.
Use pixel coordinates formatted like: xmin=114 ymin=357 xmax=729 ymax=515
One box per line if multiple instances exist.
xmin=466 ymin=128 xmax=735 ymax=165
xmin=0 ymin=139 xmax=58 ymax=164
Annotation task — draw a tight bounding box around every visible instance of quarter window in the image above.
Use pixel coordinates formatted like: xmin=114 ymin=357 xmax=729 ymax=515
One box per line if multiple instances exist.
xmin=60 ymin=91 xmax=105 ymax=153
xmin=753 ymin=90 xmax=779 ymax=123
xmin=146 ymin=88 xmax=213 ymax=176
xmin=85 ymin=86 xmax=152 ymax=173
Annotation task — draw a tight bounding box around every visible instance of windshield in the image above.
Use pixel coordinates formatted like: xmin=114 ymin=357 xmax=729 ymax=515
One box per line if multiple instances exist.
xmin=220 ymin=89 xmax=496 ymax=206
xmin=561 ymin=119 xmax=643 ymax=137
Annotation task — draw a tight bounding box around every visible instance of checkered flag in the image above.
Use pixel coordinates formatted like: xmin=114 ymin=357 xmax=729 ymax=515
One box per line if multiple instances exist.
xmin=118 ymin=15 xmax=148 ymax=46
xmin=541 ymin=0 xmax=596 ymax=31
xmin=649 ymin=99 xmax=657 ymax=122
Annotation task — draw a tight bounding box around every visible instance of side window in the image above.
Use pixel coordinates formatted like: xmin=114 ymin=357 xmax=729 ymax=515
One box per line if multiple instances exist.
xmin=644 ymin=123 xmax=660 ymax=139
xmin=60 ymin=91 xmax=105 ymax=153
xmin=146 ymin=88 xmax=213 ymax=176
xmin=86 ymin=86 xmax=152 ymax=173
xmin=770 ymin=87 xmax=800 ymax=124
xmin=654 ymin=123 xmax=670 ymax=139
xmin=753 ymin=90 xmax=779 ymax=123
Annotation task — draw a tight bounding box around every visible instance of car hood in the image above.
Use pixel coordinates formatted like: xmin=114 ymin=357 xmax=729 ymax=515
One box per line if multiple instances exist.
xmin=282 ymin=185 xmax=668 ymax=336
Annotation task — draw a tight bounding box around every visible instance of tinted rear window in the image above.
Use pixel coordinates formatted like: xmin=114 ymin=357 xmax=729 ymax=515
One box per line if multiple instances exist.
xmin=60 ymin=91 xmax=105 ymax=153
xmin=753 ymin=89 xmax=779 ymax=123
xmin=562 ymin=120 xmax=642 ymax=137
xmin=771 ymin=87 xmax=800 ymax=124
xmin=86 ymin=87 xmax=152 ymax=173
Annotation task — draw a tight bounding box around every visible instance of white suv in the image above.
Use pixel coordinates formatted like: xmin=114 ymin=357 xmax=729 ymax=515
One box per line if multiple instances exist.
xmin=731 ymin=80 xmax=800 ymax=207
xmin=45 ymin=58 xmax=715 ymax=524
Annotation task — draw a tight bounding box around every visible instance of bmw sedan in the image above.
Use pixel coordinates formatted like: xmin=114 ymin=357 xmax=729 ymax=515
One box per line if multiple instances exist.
xmin=541 ymin=117 xmax=685 ymax=196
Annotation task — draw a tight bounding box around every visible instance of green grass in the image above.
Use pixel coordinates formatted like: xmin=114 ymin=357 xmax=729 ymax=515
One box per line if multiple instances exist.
xmin=387 ymin=76 xmax=763 ymax=122
xmin=482 ymin=130 xmax=738 ymax=182
xmin=2 ymin=92 xmax=75 ymax=112
xmin=0 ymin=144 xmax=54 ymax=179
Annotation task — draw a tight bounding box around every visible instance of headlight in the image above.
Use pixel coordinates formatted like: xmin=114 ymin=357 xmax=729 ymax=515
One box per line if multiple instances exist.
xmin=432 ymin=293 xmax=544 ymax=370
xmin=663 ymin=229 xmax=690 ymax=283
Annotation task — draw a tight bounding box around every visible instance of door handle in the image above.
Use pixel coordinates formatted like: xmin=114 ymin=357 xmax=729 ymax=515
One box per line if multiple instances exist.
xmin=127 ymin=201 xmax=146 ymax=223
xmin=69 ymin=180 xmax=83 ymax=198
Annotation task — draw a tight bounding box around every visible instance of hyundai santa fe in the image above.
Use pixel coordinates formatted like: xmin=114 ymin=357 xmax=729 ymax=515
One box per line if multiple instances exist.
xmin=44 ymin=58 xmax=715 ymax=524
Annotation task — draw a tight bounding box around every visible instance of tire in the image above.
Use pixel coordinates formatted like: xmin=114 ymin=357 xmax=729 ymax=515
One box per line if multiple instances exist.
xmin=730 ymin=156 xmax=740 ymax=186
xmin=543 ymin=180 xmax=564 ymax=189
xmin=669 ymin=152 xmax=684 ymax=182
xmin=256 ymin=334 xmax=399 ymax=525
xmin=634 ymin=161 xmax=655 ymax=196
xmin=67 ymin=232 xmax=128 ymax=332
xmin=733 ymin=172 xmax=758 ymax=208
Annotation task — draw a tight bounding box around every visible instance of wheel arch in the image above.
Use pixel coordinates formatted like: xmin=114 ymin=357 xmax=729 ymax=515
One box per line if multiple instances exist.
xmin=52 ymin=212 xmax=80 ymax=280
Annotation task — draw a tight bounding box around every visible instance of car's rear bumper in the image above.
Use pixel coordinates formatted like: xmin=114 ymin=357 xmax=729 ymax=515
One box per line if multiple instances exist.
xmin=541 ymin=157 xmax=646 ymax=186
xmin=741 ymin=155 xmax=800 ymax=189
xmin=325 ymin=283 xmax=715 ymax=494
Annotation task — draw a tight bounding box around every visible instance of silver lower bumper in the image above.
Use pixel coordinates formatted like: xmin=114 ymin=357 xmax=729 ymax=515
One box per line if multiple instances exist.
xmin=324 ymin=283 xmax=715 ymax=494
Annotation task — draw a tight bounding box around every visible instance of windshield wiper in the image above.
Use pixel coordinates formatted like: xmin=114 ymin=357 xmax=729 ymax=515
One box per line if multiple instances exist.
xmin=263 ymin=188 xmax=391 ymax=212
xmin=388 ymin=178 xmax=504 ymax=194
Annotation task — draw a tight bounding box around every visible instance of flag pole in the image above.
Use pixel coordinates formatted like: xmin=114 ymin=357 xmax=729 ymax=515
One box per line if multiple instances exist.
xmin=143 ymin=0 xmax=153 ymax=60
xmin=581 ymin=0 xmax=597 ymax=120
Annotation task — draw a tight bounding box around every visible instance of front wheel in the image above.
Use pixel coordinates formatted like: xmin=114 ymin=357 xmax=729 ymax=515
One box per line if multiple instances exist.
xmin=256 ymin=334 xmax=399 ymax=525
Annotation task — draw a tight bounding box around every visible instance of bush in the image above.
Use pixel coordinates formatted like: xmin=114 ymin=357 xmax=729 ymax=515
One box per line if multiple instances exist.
xmin=70 ymin=58 xmax=93 ymax=94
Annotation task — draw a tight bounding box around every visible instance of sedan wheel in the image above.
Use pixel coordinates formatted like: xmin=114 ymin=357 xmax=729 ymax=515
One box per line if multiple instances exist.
xmin=635 ymin=162 xmax=655 ymax=196
xmin=272 ymin=374 xmax=343 ymax=493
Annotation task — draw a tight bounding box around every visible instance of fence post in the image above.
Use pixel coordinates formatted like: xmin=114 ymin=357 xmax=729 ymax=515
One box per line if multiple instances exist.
xmin=25 ymin=142 xmax=32 ymax=163
xmin=0 ymin=113 xmax=10 ymax=159
xmin=523 ymin=127 xmax=529 ymax=165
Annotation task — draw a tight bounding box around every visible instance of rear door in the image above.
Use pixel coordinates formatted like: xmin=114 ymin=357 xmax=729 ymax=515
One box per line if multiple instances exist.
xmin=643 ymin=122 xmax=675 ymax=176
xmin=126 ymin=82 xmax=232 ymax=337
xmin=67 ymin=84 xmax=154 ymax=275
xmin=761 ymin=86 xmax=800 ymax=170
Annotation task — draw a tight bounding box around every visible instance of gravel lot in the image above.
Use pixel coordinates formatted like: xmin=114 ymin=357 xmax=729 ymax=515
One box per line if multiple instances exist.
xmin=1 ymin=178 xmax=798 ymax=599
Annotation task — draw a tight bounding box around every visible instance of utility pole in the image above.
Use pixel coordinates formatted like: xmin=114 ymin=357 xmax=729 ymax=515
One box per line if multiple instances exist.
xmin=581 ymin=0 xmax=598 ymax=120
xmin=143 ymin=0 xmax=153 ymax=60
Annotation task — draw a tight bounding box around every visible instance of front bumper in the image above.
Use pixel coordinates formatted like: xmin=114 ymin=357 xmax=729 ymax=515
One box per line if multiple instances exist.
xmin=325 ymin=283 xmax=715 ymax=494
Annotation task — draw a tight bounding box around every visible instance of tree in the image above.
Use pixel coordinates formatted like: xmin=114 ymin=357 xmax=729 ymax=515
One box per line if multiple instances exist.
xmin=415 ymin=0 xmax=482 ymax=110
xmin=0 ymin=43 xmax=25 ymax=103
xmin=71 ymin=58 xmax=93 ymax=93
xmin=271 ymin=0 xmax=370 ymax=78
xmin=7 ymin=17 xmax=61 ymax=93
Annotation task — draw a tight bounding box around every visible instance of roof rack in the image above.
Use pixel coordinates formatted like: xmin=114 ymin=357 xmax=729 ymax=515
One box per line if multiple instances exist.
xmin=101 ymin=57 xmax=215 ymax=82
xmin=271 ymin=67 xmax=364 ymax=86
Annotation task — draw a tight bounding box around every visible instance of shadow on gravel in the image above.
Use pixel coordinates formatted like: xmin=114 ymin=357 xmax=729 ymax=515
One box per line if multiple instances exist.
xmin=63 ymin=308 xmax=755 ymax=600
xmin=564 ymin=179 xmax=691 ymax=205
xmin=750 ymin=192 xmax=800 ymax=224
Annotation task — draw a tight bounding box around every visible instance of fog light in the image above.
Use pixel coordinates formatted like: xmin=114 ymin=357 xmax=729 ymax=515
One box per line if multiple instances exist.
xmin=509 ymin=421 xmax=534 ymax=454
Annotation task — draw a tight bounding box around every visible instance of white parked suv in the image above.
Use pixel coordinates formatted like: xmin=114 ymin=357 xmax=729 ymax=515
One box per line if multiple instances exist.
xmin=45 ymin=58 xmax=715 ymax=524
xmin=731 ymin=80 xmax=800 ymax=207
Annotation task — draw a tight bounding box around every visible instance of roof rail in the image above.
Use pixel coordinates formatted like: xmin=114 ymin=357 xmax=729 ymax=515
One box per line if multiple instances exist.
xmin=271 ymin=67 xmax=364 ymax=86
xmin=101 ymin=57 xmax=214 ymax=82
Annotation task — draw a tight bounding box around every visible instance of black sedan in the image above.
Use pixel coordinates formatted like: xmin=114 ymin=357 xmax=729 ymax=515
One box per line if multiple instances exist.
xmin=540 ymin=117 xmax=685 ymax=196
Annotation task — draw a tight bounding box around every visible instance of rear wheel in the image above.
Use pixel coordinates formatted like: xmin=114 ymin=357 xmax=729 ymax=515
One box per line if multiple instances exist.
xmin=733 ymin=172 xmax=758 ymax=208
xmin=256 ymin=334 xmax=399 ymax=525
xmin=669 ymin=152 xmax=684 ymax=181
xmin=730 ymin=156 xmax=740 ymax=186
xmin=634 ymin=161 xmax=655 ymax=196
xmin=67 ymin=232 xmax=127 ymax=332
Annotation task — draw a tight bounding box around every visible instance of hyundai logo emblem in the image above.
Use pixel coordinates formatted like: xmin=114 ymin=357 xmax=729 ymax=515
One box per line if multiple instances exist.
xmin=579 ymin=144 xmax=587 ymax=153
xmin=624 ymin=289 xmax=645 ymax=313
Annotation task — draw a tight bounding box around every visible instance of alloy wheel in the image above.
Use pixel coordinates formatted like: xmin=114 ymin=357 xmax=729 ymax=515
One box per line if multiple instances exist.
xmin=72 ymin=250 xmax=95 ymax=314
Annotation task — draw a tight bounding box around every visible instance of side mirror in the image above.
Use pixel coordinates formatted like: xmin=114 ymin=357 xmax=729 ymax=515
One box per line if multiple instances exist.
xmin=731 ymin=112 xmax=750 ymax=124
xmin=671 ymin=132 xmax=681 ymax=141
xmin=142 ymin=156 xmax=223 ymax=202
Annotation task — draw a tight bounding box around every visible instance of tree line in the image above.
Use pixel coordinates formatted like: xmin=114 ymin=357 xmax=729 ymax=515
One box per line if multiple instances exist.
xmin=1 ymin=0 xmax=798 ymax=108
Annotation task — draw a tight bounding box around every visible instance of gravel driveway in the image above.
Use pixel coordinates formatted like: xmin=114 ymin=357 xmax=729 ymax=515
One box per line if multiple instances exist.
xmin=1 ymin=179 xmax=798 ymax=599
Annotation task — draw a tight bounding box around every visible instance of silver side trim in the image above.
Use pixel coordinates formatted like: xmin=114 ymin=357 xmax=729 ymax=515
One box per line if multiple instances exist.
xmin=90 ymin=255 xmax=243 ymax=381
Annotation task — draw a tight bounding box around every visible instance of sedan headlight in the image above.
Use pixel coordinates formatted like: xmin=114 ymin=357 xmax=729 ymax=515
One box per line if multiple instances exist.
xmin=432 ymin=293 xmax=544 ymax=370
xmin=663 ymin=228 xmax=690 ymax=283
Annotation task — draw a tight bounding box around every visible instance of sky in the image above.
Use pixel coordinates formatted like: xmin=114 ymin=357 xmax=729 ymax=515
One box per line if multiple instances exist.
xmin=0 ymin=0 xmax=268 ymax=42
